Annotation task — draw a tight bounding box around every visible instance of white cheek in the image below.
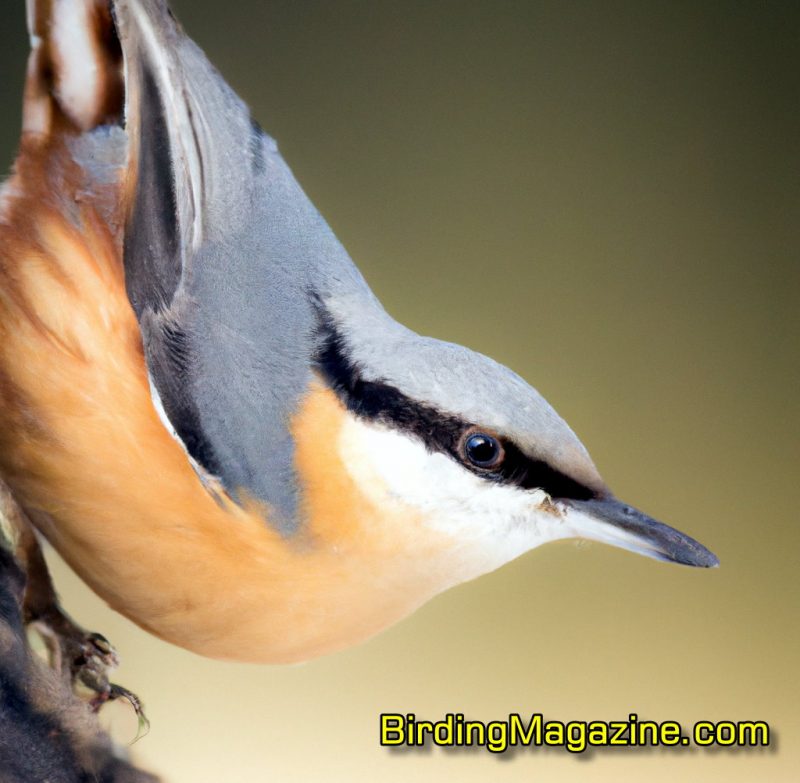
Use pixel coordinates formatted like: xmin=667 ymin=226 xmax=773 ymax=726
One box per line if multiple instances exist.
xmin=337 ymin=415 xmax=572 ymax=573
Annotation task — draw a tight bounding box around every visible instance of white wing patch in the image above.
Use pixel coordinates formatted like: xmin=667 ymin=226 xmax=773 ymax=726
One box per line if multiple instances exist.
xmin=50 ymin=0 xmax=104 ymax=130
xmin=147 ymin=373 xmax=226 ymax=501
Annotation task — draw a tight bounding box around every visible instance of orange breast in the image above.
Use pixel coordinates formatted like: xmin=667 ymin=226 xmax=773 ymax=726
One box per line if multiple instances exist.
xmin=0 ymin=139 xmax=450 ymax=662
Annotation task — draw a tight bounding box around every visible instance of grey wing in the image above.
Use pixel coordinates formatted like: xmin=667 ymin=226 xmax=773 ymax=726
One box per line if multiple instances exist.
xmin=114 ymin=0 xmax=367 ymax=526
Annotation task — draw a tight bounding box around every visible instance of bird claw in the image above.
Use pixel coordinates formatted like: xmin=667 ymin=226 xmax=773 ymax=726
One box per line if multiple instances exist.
xmin=31 ymin=610 xmax=148 ymax=732
xmin=92 ymin=683 xmax=151 ymax=740
xmin=70 ymin=631 xmax=120 ymax=696
xmin=32 ymin=612 xmax=116 ymax=681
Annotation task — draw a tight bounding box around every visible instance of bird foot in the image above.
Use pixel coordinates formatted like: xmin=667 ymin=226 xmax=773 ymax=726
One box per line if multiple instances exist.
xmin=30 ymin=608 xmax=149 ymax=731
xmin=0 ymin=480 xmax=148 ymax=732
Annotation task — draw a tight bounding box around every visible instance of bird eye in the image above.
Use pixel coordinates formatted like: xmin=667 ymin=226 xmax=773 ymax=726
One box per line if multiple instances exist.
xmin=461 ymin=430 xmax=504 ymax=470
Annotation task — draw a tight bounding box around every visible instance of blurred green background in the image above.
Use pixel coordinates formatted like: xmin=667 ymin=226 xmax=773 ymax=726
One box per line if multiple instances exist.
xmin=1 ymin=1 xmax=798 ymax=781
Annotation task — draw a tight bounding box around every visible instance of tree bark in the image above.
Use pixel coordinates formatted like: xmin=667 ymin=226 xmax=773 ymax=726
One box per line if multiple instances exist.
xmin=0 ymin=525 xmax=158 ymax=783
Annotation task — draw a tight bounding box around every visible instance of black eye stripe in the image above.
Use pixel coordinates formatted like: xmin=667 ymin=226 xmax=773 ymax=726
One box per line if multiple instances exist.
xmin=492 ymin=440 xmax=595 ymax=499
xmin=314 ymin=318 xmax=597 ymax=501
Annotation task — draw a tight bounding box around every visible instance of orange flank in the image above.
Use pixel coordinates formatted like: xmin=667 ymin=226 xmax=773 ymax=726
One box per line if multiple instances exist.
xmin=0 ymin=139 xmax=450 ymax=663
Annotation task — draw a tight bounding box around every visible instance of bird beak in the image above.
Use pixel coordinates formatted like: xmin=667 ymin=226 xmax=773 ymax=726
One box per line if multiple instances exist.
xmin=560 ymin=496 xmax=719 ymax=568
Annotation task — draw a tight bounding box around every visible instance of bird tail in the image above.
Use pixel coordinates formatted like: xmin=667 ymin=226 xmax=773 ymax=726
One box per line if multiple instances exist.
xmin=22 ymin=0 xmax=123 ymax=140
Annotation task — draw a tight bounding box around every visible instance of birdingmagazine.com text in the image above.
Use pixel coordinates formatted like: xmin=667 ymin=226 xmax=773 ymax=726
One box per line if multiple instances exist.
xmin=380 ymin=713 xmax=770 ymax=754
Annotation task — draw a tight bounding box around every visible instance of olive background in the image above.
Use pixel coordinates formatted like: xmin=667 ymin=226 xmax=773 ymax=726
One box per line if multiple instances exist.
xmin=0 ymin=1 xmax=797 ymax=781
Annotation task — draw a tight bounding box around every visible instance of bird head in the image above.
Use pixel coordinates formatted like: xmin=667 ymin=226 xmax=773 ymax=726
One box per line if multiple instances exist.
xmin=298 ymin=299 xmax=718 ymax=588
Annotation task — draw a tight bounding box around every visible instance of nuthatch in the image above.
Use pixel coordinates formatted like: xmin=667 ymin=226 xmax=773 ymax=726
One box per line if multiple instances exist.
xmin=0 ymin=0 xmax=717 ymax=666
